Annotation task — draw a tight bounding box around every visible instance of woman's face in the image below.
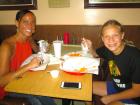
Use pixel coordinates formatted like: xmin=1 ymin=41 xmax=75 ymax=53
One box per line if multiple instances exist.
xmin=16 ymin=12 xmax=36 ymax=37
xmin=101 ymin=25 xmax=124 ymax=54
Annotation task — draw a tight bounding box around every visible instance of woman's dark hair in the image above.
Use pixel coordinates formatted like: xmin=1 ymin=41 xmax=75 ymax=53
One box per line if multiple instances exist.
xmin=100 ymin=19 xmax=124 ymax=36
xmin=16 ymin=9 xmax=34 ymax=21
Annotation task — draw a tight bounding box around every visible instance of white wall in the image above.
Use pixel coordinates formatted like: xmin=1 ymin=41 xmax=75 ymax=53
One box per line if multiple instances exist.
xmin=0 ymin=0 xmax=140 ymax=25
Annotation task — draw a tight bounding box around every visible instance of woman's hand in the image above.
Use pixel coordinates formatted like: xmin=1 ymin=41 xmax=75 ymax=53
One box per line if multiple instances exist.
xmin=10 ymin=57 xmax=42 ymax=80
xmin=28 ymin=57 xmax=42 ymax=69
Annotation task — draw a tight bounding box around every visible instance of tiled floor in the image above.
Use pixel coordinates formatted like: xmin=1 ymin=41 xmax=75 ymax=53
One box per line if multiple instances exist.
xmin=55 ymin=99 xmax=85 ymax=105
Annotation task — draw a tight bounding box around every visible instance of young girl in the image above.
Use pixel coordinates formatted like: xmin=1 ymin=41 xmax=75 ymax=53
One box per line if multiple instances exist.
xmin=83 ymin=19 xmax=140 ymax=105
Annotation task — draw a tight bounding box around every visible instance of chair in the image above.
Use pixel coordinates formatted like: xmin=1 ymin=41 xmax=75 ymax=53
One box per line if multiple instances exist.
xmin=0 ymin=96 xmax=31 ymax=105
xmin=62 ymin=99 xmax=74 ymax=105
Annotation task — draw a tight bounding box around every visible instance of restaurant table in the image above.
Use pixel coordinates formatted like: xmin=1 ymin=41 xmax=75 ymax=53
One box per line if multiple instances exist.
xmin=5 ymin=64 xmax=92 ymax=101
xmin=5 ymin=45 xmax=93 ymax=101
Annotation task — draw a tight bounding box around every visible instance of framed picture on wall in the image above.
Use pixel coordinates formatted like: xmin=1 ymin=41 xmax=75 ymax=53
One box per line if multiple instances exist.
xmin=84 ymin=0 xmax=140 ymax=8
xmin=0 ymin=0 xmax=37 ymax=10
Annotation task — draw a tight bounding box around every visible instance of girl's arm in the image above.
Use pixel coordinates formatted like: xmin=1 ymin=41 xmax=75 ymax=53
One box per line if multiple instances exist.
xmin=101 ymin=83 xmax=140 ymax=104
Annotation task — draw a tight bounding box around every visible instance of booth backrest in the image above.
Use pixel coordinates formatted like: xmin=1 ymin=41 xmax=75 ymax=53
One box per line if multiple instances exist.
xmin=0 ymin=25 xmax=140 ymax=48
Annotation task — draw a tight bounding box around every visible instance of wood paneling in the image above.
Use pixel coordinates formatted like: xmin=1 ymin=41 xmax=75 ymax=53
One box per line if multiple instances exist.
xmin=0 ymin=25 xmax=140 ymax=48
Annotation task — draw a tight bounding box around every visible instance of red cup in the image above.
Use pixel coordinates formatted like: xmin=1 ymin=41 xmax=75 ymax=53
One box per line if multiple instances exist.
xmin=63 ymin=32 xmax=70 ymax=44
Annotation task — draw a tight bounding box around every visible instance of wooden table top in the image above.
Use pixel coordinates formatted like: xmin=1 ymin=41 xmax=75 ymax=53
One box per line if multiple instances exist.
xmin=5 ymin=64 xmax=93 ymax=101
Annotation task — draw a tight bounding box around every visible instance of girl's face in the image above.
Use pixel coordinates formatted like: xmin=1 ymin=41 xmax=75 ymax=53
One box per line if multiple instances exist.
xmin=101 ymin=25 xmax=124 ymax=54
xmin=16 ymin=12 xmax=36 ymax=38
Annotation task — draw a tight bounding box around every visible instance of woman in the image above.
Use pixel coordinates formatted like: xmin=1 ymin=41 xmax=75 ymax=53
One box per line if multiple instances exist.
xmin=82 ymin=19 xmax=140 ymax=105
xmin=0 ymin=10 xmax=56 ymax=105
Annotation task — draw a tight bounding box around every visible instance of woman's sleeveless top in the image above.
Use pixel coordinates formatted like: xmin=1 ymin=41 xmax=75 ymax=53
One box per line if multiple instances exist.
xmin=10 ymin=40 xmax=32 ymax=71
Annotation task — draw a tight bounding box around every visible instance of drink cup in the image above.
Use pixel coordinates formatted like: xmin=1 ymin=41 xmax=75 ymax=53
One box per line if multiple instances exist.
xmin=50 ymin=70 xmax=59 ymax=78
xmin=53 ymin=40 xmax=62 ymax=58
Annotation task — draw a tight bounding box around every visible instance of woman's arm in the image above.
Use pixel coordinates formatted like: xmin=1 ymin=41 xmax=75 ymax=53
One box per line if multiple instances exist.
xmin=0 ymin=42 xmax=16 ymax=86
xmin=0 ymin=41 xmax=41 ymax=87
xmin=0 ymin=42 xmax=12 ymax=76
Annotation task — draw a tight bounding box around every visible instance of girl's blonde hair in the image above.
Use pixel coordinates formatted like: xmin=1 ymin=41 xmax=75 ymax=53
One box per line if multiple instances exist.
xmin=100 ymin=19 xmax=124 ymax=37
xmin=99 ymin=19 xmax=135 ymax=47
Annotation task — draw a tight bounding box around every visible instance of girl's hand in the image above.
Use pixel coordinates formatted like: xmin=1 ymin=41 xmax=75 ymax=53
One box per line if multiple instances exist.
xmin=101 ymin=95 xmax=113 ymax=105
xmin=81 ymin=38 xmax=93 ymax=50
xmin=81 ymin=38 xmax=98 ymax=57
